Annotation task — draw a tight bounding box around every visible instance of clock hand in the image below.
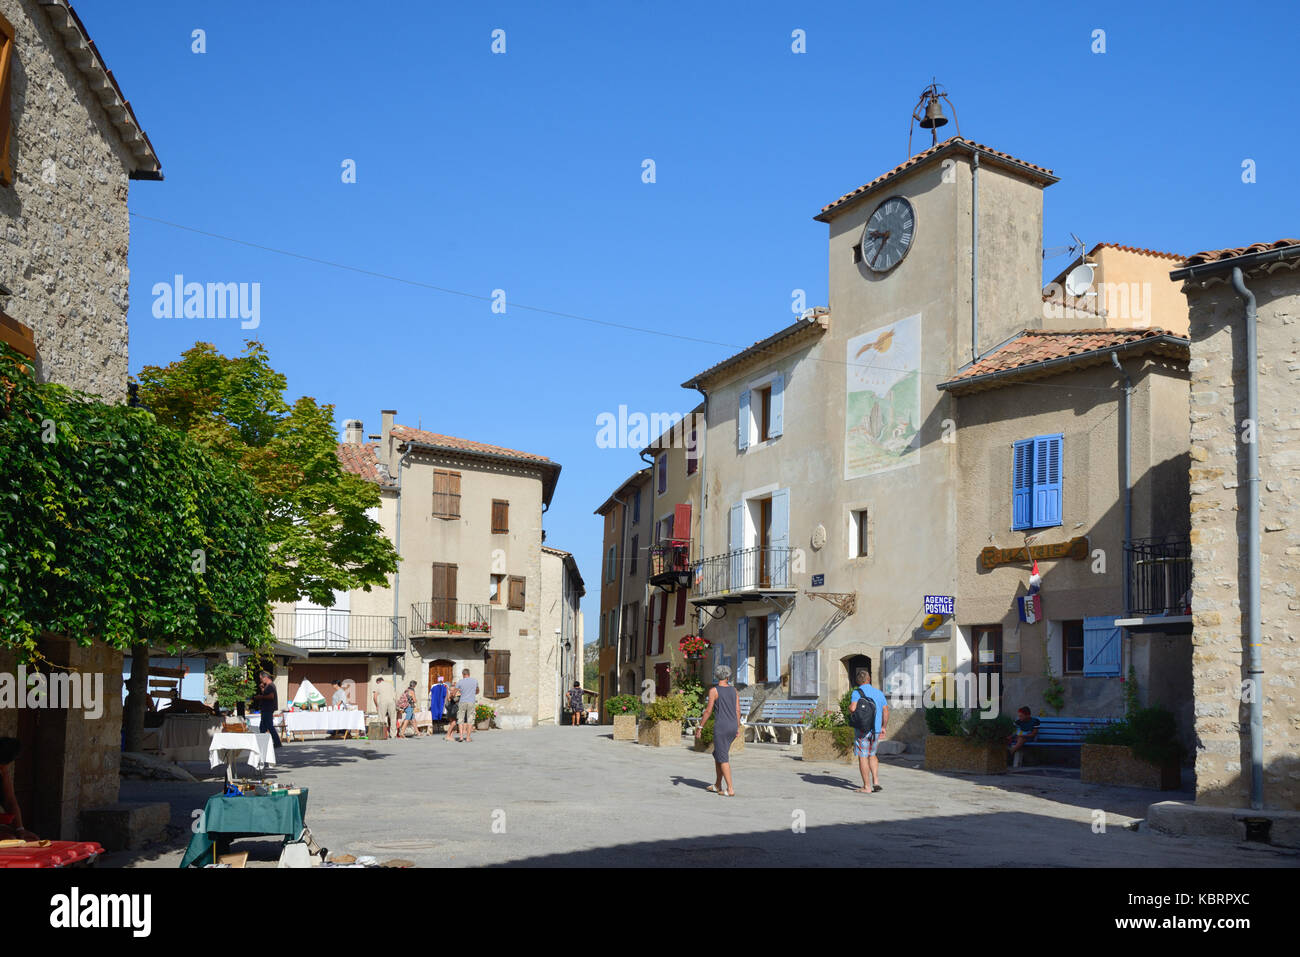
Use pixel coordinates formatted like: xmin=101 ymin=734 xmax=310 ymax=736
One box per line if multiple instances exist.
xmin=870 ymin=230 xmax=890 ymax=267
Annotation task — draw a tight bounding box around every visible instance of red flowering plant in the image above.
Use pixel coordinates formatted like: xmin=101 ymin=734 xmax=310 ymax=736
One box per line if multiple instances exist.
xmin=678 ymin=635 xmax=710 ymax=657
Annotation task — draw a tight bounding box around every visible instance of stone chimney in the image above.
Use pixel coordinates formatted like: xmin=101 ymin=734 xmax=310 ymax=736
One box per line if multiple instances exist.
xmin=343 ymin=419 xmax=364 ymax=445
xmin=381 ymin=410 xmax=397 ymax=470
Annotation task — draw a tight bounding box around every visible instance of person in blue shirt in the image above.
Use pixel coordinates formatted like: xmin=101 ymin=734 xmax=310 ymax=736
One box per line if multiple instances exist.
xmin=849 ymin=668 xmax=889 ymax=793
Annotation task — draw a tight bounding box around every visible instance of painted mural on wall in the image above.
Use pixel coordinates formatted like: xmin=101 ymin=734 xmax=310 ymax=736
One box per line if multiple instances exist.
xmin=844 ymin=313 xmax=921 ymax=479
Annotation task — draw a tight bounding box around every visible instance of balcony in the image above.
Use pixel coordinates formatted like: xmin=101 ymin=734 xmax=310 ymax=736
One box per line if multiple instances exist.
xmin=1119 ymin=537 xmax=1192 ymax=633
xmin=691 ymin=546 xmax=795 ymax=605
xmin=648 ymin=541 xmax=693 ymax=588
xmin=273 ymin=611 xmax=405 ymax=654
xmin=410 ymin=601 xmax=495 ymax=639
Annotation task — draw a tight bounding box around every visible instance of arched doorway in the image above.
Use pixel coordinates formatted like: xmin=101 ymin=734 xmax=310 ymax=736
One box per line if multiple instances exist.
xmin=843 ymin=654 xmax=872 ymax=688
xmin=624 ymin=669 xmax=638 ymax=695
xmin=428 ymin=658 xmax=456 ymax=689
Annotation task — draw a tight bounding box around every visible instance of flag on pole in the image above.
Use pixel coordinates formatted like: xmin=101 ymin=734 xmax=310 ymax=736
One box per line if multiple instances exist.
xmin=1019 ymin=558 xmax=1043 ymax=622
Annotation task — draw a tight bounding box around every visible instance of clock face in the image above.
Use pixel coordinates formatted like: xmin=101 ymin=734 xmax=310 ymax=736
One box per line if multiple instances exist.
xmin=861 ymin=196 xmax=915 ymax=273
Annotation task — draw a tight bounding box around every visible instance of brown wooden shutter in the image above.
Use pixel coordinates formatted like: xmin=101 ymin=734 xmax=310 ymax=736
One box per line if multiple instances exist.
xmin=482 ymin=655 xmax=496 ymax=701
xmin=508 ymin=576 xmax=525 ymax=611
xmin=448 ymin=471 xmax=461 ymax=518
xmin=432 ymin=470 xmax=447 ymax=517
xmin=658 ymin=595 xmax=668 ymax=653
xmin=491 ymin=499 xmax=509 ymax=534
xmin=674 ymin=587 xmax=687 ymax=628
xmin=0 ymin=13 xmax=14 ymax=188
xmin=485 ymin=651 xmax=510 ymax=699
xmin=431 ymin=563 xmax=457 ymax=623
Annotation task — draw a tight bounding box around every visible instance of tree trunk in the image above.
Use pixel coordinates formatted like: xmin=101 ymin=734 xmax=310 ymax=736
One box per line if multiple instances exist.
xmin=122 ymin=642 xmax=150 ymax=752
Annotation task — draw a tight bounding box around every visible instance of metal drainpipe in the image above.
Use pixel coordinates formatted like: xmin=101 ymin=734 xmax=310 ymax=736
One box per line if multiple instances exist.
xmin=1111 ymin=352 xmax=1134 ymax=688
xmin=613 ymin=491 xmax=629 ymax=693
xmin=391 ymin=446 xmax=414 ymax=658
xmin=1230 ymin=266 xmax=1264 ymax=811
xmin=971 ymin=152 xmax=980 ymax=362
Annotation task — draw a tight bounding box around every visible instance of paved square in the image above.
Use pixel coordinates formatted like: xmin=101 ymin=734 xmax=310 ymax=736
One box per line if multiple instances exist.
xmin=117 ymin=727 xmax=1299 ymax=867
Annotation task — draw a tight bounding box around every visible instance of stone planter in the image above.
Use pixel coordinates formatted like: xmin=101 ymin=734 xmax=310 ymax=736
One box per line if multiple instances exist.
xmin=802 ymin=728 xmax=853 ymax=764
xmin=924 ymin=735 xmax=1006 ymax=774
xmin=495 ymin=713 xmax=533 ymax=731
xmin=475 ymin=720 xmax=490 ymax=731
xmin=612 ymin=714 xmax=638 ymax=741
xmin=693 ymin=730 xmax=746 ymax=755
xmin=638 ymin=719 xmax=682 ymax=747
xmin=1081 ymin=743 xmax=1180 ymax=790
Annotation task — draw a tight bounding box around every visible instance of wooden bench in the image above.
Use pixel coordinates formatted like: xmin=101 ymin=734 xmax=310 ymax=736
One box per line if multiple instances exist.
xmin=744 ymin=699 xmax=813 ymax=744
xmin=1014 ymin=716 xmax=1117 ymax=766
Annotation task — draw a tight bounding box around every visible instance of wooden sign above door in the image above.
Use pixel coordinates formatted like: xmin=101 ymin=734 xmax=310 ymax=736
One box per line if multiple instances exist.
xmin=979 ymin=536 xmax=1089 ymax=570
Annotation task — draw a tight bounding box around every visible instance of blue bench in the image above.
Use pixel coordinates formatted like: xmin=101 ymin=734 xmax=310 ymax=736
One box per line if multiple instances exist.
xmin=744 ymin=698 xmax=813 ymax=744
xmin=686 ymin=696 xmax=752 ymax=730
xmin=1015 ymin=716 xmax=1117 ymax=766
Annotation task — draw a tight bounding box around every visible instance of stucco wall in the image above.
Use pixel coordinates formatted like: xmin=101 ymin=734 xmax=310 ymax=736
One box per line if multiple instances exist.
xmin=1183 ymin=263 xmax=1300 ymax=810
xmin=0 ymin=0 xmax=135 ymax=403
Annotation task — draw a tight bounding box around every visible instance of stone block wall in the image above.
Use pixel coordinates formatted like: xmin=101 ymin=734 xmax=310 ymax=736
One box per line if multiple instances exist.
xmin=0 ymin=0 xmax=135 ymax=403
xmin=1184 ymin=265 xmax=1300 ymax=810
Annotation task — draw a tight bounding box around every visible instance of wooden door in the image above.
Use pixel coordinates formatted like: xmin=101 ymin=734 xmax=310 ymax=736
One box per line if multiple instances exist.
xmin=971 ymin=625 xmax=1004 ymax=712
xmin=428 ymin=658 xmax=456 ymax=687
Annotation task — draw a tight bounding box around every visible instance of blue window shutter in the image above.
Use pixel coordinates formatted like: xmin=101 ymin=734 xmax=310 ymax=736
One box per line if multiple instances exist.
xmin=735 ymin=619 xmax=749 ymax=685
xmin=770 ymin=488 xmax=790 ymax=586
xmin=1033 ymin=434 xmax=1063 ymax=528
xmin=738 ymin=390 xmax=751 ymax=450
xmin=769 ymin=374 xmax=785 ymax=437
xmin=1082 ymin=615 xmax=1121 ymax=677
xmin=766 ymin=613 xmax=780 ymax=681
xmin=1012 ymin=439 xmax=1033 ymax=530
xmin=728 ymin=502 xmax=744 ymax=590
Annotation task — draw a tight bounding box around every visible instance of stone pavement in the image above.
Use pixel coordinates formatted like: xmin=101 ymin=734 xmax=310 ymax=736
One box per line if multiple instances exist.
xmin=112 ymin=725 xmax=1300 ymax=867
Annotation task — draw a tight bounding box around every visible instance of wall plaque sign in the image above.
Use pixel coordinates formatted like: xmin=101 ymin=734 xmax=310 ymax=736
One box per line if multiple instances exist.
xmin=980 ymin=536 xmax=1089 ymax=570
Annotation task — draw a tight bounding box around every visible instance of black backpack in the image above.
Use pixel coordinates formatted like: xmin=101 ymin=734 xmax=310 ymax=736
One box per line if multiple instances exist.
xmin=851 ymin=685 xmax=876 ymax=735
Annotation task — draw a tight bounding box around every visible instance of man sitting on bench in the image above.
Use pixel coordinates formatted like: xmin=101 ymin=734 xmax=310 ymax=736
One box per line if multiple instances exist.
xmin=1008 ymin=706 xmax=1040 ymax=766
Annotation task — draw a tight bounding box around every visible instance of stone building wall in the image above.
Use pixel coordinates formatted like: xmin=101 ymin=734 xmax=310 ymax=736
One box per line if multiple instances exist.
xmin=1184 ymin=263 xmax=1300 ymax=811
xmin=0 ymin=0 xmax=135 ymax=403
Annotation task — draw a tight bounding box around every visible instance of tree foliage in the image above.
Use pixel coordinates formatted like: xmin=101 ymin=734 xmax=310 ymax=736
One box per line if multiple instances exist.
xmin=136 ymin=341 xmax=398 ymax=606
xmin=0 ymin=345 xmax=270 ymax=656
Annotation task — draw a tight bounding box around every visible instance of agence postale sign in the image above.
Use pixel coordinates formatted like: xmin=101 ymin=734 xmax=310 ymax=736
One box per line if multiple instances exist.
xmin=979 ymin=536 xmax=1089 ymax=570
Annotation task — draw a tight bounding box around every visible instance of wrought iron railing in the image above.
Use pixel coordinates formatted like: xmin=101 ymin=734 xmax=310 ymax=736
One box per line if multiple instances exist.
xmin=1125 ymin=537 xmax=1192 ymax=616
xmin=694 ymin=546 xmax=793 ymax=599
xmin=273 ymin=611 xmax=405 ymax=652
xmin=649 ymin=541 xmax=692 ymax=583
xmin=410 ymin=601 xmax=494 ymax=637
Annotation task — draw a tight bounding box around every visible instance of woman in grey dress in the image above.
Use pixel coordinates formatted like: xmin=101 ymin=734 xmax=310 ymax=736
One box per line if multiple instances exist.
xmin=695 ymin=665 xmax=741 ymax=796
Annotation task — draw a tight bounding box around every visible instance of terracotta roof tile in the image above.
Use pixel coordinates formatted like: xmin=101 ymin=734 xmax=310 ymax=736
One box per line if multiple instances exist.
xmin=336 ymin=442 xmax=394 ymax=488
xmin=1092 ymin=243 xmax=1183 ymax=261
xmin=941 ymin=328 xmax=1189 ymax=393
xmin=390 ymin=425 xmax=553 ymax=465
xmin=1180 ymin=238 xmax=1300 ymax=267
xmin=815 ymin=137 xmax=1055 ymax=221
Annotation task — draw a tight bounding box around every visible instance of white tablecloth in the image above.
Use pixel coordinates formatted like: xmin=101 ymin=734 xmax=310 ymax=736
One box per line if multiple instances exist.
xmin=280 ymin=711 xmax=365 ymax=733
xmin=160 ymin=714 xmax=224 ymax=751
xmin=209 ymin=732 xmax=276 ymax=771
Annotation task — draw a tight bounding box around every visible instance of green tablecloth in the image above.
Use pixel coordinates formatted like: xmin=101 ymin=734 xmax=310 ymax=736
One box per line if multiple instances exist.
xmin=180 ymin=789 xmax=309 ymax=868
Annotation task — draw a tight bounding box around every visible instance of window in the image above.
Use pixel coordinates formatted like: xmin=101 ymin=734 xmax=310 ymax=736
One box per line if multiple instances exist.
xmin=0 ymin=12 xmax=13 ymax=187
xmin=850 ymin=507 xmax=870 ymax=558
xmin=489 ymin=574 xmax=504 ymax=604
xmin=654 ymin=662 xmax=671 ymax=698
xmin=758 ymin=386 xmax=773 ymax=442
xmin=629 ymin=535 xmax=638 ymax=575
xmin=491 ymin=499 xmax=509 ymax=534
xmin=657 ymin=454 xmax=667 ymax=494
xmin=737 ymin=375 xmax=784 ymax=451
xmin=632 ymin=489 xmax=641 ymax=524
xmin=1082 ymin=616 xmax=1121 ymax=677
xmin=673 ymin=587 xmax=687 ymax=627
xmin=430 ymin=563 xmax=457 ymax=623
xmin=1062 ymin=620 xmax=1085 ymax=674
xmin=507 ymin=575 xmax=525 ymax=611
xmin=483 ymin=650 xmax=510 ymax=699
xmin=606 ymin=545 xmax=616 ymax=583
xmin=1012 ymin=434 xmax=1063 ymax=530
xmin=790 ymin=649 xmax=820 ymax=697
xmin=749 ymin=617 xmax=767 ymax=683
xmin=432 ymin=469 xmax=461 ymax=519
xmin=686 ymin=426 xmax=699 ymax=475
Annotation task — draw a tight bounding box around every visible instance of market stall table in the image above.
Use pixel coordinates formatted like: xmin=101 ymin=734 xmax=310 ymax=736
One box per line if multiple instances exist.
xmin=277 ymin=709 xmax=366 ymax=741
xmin=209 ymin=732 xmax=276 ymax=788
xmin=179 ymin=789 xmax=309 ymax=868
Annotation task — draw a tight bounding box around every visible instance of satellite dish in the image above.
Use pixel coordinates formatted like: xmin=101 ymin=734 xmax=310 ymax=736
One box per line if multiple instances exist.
xmin=1064 ymin=263 xmax=1095 ymax=297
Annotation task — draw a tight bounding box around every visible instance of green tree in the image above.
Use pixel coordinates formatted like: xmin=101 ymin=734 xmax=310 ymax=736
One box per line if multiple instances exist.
xmin=0 ymin=345 xmax=272 ymax=748
xmin=136 ymin=341 xmax=398 ymax=605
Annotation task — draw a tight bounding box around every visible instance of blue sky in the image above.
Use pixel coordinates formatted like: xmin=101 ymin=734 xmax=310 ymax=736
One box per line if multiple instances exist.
xmin=81 ymin=1 xmax=1296 ymax=642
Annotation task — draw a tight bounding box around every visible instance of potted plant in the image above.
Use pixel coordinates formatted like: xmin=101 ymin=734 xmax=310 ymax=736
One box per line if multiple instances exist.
xmin=802 ymin=707 xmax=855 ymax=763
xmin=606 ymin=694 xmax=642 ymax=740
xmin=639 ymin=693 xmax=687 ymax=747
xmin=475 ymin=703 xmax=495 ymax=731
xmin=1081 ymin=705 xmax=1183 ymax=790
xmin=924 ymin=707 xmax=1014 ymax=774
xmin=210 ymin=662 xmax=254 ymax=716
xmin=678 ymin=635 xmax=710 ymax=660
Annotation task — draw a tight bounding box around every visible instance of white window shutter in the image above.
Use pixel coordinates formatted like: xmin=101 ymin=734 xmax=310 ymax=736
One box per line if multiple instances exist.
xmin=770 ymin=489 xmax=790 ymax=586
xmin=766 ymin=613 xmax=780 ymax=681
xmin=728 ymin=502 xmax=744 ymax=591
xmin=738 ymin=390 xmax=751 ymax=450
xmin=735 ymin=619 xmax=749 ymax=685
xmin=769 ymin=373 xmax=784 ymax=437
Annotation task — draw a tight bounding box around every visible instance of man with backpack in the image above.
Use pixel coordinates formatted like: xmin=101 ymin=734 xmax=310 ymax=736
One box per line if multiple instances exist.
xmin=849 ymin=668 xmax=889 ymax=793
